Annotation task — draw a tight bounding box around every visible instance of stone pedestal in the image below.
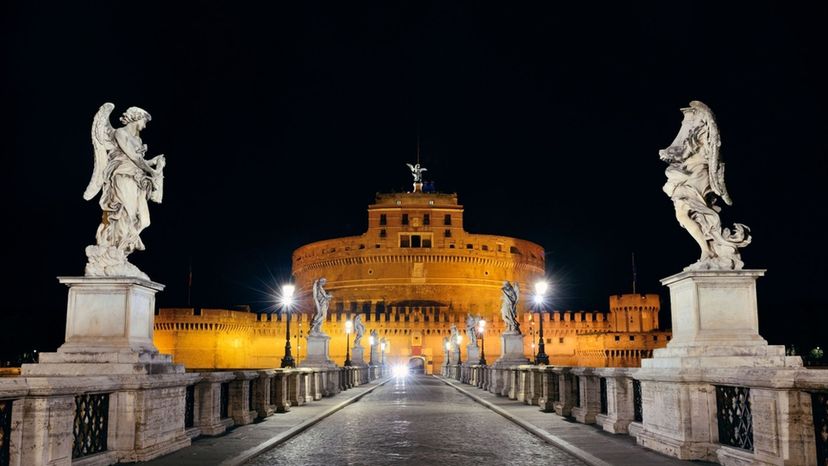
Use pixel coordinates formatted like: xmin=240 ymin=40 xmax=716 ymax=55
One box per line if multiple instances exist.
xmin=493 ymin=333 xmax=529 ymax=367
xmin=634 ymin=270 xmax=806 ymax=465
xmin=300 ymin=334 xmax=336 ymax=368
xmin=370 ymin=345 xmax=380 ymax=366
xmin=465 ymin=345 xmax=480 ymax=366
xmin=350 ymin=346 xmax=367 ymax=367
xmin=23 ymin=277 xmax=182 ymax=376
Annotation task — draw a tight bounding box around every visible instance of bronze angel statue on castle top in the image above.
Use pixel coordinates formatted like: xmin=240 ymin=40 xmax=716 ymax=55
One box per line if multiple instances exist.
xmin=660 ymin=101 xmax=751 ymax=270
xmin=84 ymin=103 xmax=166 ymax=280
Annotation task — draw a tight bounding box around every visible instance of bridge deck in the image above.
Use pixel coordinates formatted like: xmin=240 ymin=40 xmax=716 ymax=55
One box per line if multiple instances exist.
xmin=142 ymin=374 xmax=713 ymax=466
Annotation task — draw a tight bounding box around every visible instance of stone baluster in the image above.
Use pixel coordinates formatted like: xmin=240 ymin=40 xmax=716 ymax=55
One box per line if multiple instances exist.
xmin=571 ymin=368 xmax=601 ymax=424
xmin=553 ymin=367 xmax=577 ymax=417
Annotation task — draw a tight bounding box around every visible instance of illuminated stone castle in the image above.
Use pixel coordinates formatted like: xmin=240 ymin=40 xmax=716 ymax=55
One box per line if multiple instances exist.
xmin=154 ymin=181 xmax=670 ymax=371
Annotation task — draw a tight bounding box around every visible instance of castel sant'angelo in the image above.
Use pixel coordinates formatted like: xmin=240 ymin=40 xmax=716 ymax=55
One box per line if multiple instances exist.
xmin=155 ymin=166 xmax=670 ymax=373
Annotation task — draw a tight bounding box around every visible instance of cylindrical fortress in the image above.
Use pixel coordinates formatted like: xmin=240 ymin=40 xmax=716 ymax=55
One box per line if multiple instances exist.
xmin=291 ymin=191 xmax=545 ymax=368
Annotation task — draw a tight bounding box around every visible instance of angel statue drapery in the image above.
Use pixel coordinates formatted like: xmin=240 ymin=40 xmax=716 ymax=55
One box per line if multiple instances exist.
xmin=84 ymin=103 xmax=166 ymax=280
xmin=500 ymin=281 xmax=521 ymax=334
xmin=353 ymin=315 xmax=366 ymax=347
xmin=660 ymin=101 xmax=751 ymax=271
xmin=465 ymin=314 xmax=480 ymax=347
xmin=310 ymin=278 xmax=333 ymax=336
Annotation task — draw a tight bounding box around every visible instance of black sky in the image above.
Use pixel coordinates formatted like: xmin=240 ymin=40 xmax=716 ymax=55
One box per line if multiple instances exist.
xmin=2 ymin=2 xmax=827 ymax=359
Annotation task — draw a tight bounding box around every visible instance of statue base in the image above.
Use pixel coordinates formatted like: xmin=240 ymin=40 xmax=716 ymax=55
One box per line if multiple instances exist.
xmin=641 ymin=270 xmax=801 ymax=369
xmin=300 ymin=334 xmax=336 ymax=368
xmin=350 ymin=346 xmax=367 ymax=367
xmin=464 ymin=345 xmax=480 ymax=366
xmin=22 ymin=276 xmax=182 ymax=375
xmin=370 ymin=346 xmax=380 ymax=366
xmin=634 ymin=269 xmax=806 ymax=464
xmin=493 ymin=333 xmax=529 ymax=367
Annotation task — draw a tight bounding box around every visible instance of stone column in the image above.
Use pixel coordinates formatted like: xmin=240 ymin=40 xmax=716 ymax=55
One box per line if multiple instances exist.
xmin=515 ymin=365 xmax=531 ymax=402
xmin=537 ymin=366 xmax=559 ymax=412
xmin=253 ymin=370 xmax=274 ymax=419
xmin=595 ymin=368 xmax=636 ymax=434
xmin=553 ymin=367 xmax=577 ymax=417
xmin=18 ymin=396 xmax=75 ymax=466
xmin=571 ymin=368 xmax=601 ymax=424
xmin=195 ymin=373 xmax=235 ymax=436
xmin=526 ymin=366 xmax=543 ymax=406
xmin=229 ymin=372 xmax=258 ymax=425
xmin=270 ymin=369 xmax=291 ymax=413
xmin=286 ymin=370 xmax=304 ymax=407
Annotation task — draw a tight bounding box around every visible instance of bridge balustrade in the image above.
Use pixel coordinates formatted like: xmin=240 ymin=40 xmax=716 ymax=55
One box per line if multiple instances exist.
xmin=449 ymin=364 xmax=828 ymax=466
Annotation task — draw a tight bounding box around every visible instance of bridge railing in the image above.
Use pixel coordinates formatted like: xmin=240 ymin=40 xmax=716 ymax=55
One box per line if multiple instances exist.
xmin=445 ymin=363 xmax=828 ymax=465
xmin=0 ymin=365 xmax=379 ymax=466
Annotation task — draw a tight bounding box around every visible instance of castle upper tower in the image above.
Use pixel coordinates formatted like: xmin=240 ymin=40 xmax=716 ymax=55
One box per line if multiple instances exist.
xmin=291 ymin=168 xmax=545 ymax=322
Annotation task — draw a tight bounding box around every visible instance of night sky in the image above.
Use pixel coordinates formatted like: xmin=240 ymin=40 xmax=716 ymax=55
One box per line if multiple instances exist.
xmin=2 ymin=2 xmax=826 ymax=360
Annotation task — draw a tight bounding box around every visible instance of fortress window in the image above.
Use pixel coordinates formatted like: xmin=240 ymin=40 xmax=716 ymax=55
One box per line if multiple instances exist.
xmin=481 ymin=245 xmax=489 ymax=251
xmin=509 ymin=246 xmax=521 ymax=255
xmin=497 ymin=244 xmax=503 ymax=252
xmin=402 ymin=214 xmax=409 ymax=225
xmin=444 ymin=214 xmax=452 ymax=225
xmin=614 ymin=335 xmax=621 ymax=341
xmin=423 ymin=214 xmax=430 ymax=225
xmin=380 ymin=214 xmax=387 ymax=226
xmin=629 ymin=336 xmax=635 ymax=341
xmin=466 ymin=243 xmax=473 ymax=249
xmin=400 ymin=233 xmax=432 ymax=248
xmin=444 ymin=229 xmax=452 ymax=238
xmin=653 ymin=335 xmax=658 ymax=341
xmin=559 ymin=337 xmax=564 ymax=344
xmin=380 ymin=229 xmax=387 ymax=238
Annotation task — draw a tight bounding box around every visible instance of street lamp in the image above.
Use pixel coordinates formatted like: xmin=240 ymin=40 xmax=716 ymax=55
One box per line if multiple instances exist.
xmin=369 ymin=334 xmax=375 ymax=366
xmin=380 ymin=338 xmax=386 ymax=367
xmin=344 ymin=319 xmax=353 ymax=367
xmin=456 ymin=333 xmax=463 ymax=365
xmin=280 ymin=284 xmax=296 ymax=368
xmin=534 ymin=280 xmax=550 ymax=365
xmin=478 ymin=319 xmax=487 ymax=365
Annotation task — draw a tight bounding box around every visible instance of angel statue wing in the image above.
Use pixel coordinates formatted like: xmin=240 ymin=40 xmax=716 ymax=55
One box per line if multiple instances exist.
xmin=84 ymin=103 xmax=116 ymax=200
xmin=691 ymin=101 xmax=732 ymax=206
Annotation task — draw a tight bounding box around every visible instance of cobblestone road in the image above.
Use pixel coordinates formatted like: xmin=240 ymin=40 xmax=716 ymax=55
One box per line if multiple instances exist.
xmin=247 ymin=375 xmax=587 ymax=466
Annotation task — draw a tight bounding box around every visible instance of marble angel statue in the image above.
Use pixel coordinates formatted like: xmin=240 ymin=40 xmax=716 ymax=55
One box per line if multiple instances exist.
xmin=370 ymin=329 xmax=378 ymax=346
xmin=500 ymin=281 xmax=521 ymax=334
xmin=660 ymin=101 xmax=751 ymax=270
xmin=310 ymin=278 xmax=333 ymax=335
xmin=83 ymin=103 xmax=166 ymax=280
xmin=465 ymin=314 xmax=479 ymax=347
xmin=449 ymin=324 xmax=459 ymax=347
xmin=353 ymin=314 xmax=366 ymax=347
xmin=406 ymin=162 xmax=427 ymax=183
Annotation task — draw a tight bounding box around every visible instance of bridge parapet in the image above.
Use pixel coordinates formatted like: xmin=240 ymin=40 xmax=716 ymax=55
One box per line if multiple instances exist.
xmin=448 ymin=364 xmax=828 ymax=466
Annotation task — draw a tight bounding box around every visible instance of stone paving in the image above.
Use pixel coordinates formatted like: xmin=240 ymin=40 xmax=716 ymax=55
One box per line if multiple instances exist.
xmin=138 ymin=378 xmax=388 ymax=466
xmin=247 ymin=374 xmax=587 ymax=466
xmin=140 ymin=373 xmax=717 ymax=466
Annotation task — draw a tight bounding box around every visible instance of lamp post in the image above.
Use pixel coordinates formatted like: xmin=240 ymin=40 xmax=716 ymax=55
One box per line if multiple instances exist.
xmin=280 ymin=284 xmax=296 ymax=368
xmin=456 ymin=333 xmax=462 ymax=365
xmin=478 ymin=319 xmax=487 ymax=365
xmin=344 ymin=319 xmax=352 ymax=367
xmin=534 ymin=280 xmax=550 ymax=365
xmin=380 ymin=339 xmax=386 ymax=367
xmin=369 ymin=334 xmax=375 ymax=366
